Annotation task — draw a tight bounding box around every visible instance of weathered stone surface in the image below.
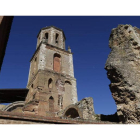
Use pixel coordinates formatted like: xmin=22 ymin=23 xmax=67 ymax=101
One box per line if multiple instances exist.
xmin=75 ymin=97 xmax=95 ymax=120
xmin=105 ymin=24 xmax=140 ymax=124
xmin=57 ymin=97 xmax=96 ymax=120
xmin=0 ymin=105 xmax=6 ymax=110
xmin=24 ymin=26 xmax=78 ymax=116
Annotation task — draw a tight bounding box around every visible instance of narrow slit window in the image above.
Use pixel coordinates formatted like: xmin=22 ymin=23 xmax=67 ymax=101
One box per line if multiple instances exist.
xmin=49 ymin=96 xmax=54 ymax=112
xmin=55 ymin=33 xmax=59 ymax=44
xmin=48 ymin=78 xmax=53 ymax=89
xmin=31 ymin=84 xmax=33 ymax=88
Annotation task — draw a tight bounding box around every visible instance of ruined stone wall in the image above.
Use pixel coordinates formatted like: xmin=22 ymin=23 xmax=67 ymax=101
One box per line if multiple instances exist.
xmin=75 ymin=97 xmax=95 ymax=120
xmin=26 ymin=42 xmax=77 ymax=105
xmin=105 ymin=24 xmax=140 ymax=124
xmin=25 ymin=69 xmax=77 ymax=114
xmin=58 ymin=97 xmax=95 ymax=120
xmin=26 ymin=73 xmax=39 ymax=103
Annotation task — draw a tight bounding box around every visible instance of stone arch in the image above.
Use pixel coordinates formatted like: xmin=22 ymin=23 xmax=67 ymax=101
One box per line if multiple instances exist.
xmin=2 ymin=101 xmax=25 ymax=112
xmin=49 ymin=96 xmax=54 ymax=112
xmin=48 ymin=78 xmax=53 ymax=89
xmin=63 ymin=105 xmax=83 ymax=119
xmin=65 ymin=80 xmax=72 ymax=85
xmin=53 ymin=53 xmax=61 ymax=73
xmin=65 ymin=108 xmax=79 ymax=118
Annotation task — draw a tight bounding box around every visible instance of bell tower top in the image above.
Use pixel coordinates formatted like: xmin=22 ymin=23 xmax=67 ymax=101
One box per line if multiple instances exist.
xmin=37 ymin=26 xmax=66 ymax=50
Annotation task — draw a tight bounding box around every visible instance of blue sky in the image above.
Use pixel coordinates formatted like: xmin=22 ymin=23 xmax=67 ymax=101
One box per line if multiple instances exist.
xmin=0 ymin=16 xmax=140 ymax=115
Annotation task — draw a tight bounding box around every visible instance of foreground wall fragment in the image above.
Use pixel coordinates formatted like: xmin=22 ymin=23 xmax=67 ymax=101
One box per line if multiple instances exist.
xmin=57 ymin=97 xmax=96 ymax=120
xmin=105 ymin=24 xmax=140 ymax=124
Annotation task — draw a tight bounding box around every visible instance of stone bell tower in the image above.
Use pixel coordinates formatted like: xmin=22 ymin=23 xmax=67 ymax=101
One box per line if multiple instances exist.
xmin=23 ymin=26 xmax=78 ymax=116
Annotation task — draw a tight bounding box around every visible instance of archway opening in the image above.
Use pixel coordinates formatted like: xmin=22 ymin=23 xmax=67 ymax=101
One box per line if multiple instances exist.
xmin=65 ymin=108 xmax=80 ymax=118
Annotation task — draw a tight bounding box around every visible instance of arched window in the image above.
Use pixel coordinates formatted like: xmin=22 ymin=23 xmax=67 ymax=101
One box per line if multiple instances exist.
xmin=49 ymin=96 xmax=54 ymax=112
xmin=53 ymin=53 xmax=61 ymax=72
xmin=48 ymin=78 xmax=53 ymax=89
xmin=65 ymin=81 xmax=71 ymax=85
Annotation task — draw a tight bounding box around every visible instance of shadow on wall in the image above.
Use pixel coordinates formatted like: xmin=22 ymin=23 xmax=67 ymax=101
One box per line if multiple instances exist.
xmin=100 ymin=112 xmax=120 ymax=122
xmin=65 ymin=108 xmax=80 ymax=118
xmin=0 ymin=16 xmax=14 ymax=72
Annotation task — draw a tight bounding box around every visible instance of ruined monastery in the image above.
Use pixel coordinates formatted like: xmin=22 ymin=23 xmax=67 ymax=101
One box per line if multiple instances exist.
xmin=0 ymin=19 xmax=140 ymax=124
xmin=0 ymin=25 xmax=103 ymax=124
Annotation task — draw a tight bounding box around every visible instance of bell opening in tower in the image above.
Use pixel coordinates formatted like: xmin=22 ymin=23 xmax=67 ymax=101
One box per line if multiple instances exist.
xmin=55 ymin=33 xmax=59 ymax=44
xmin=45 ymin=33 xmax=48 ymax=42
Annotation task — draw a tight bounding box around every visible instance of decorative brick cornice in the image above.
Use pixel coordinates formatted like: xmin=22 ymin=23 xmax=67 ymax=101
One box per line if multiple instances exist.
xmin=30 ymin=42 xmax=72 ymax=62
